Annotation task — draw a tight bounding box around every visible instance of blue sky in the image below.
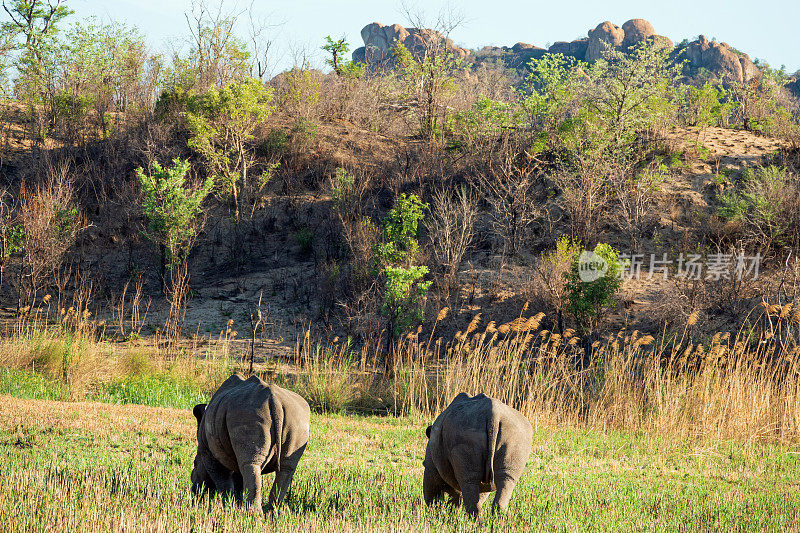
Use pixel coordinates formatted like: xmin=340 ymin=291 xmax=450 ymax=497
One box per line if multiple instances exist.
xmin=68 ymin=0 xmax=800 ymax=74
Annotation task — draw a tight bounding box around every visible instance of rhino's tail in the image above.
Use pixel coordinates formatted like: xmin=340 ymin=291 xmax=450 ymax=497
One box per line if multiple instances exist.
xmin=485 ymin=414 xmax=500 ymax=488
xmin=268 ymin=390 xmax=284 ymax=472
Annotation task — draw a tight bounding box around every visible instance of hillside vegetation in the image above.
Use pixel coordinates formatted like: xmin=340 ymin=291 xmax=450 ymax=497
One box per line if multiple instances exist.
xmin=0 ymin=2 xmax=799 ymax=529
xmin=0 ymin=0 xmax=797 ymax=444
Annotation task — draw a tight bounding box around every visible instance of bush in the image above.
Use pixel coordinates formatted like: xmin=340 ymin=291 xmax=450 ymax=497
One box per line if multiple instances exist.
xmin=183 ymin=78 xmax=275 ymax=221
xmin=293 ymin=227 xmax=314 ymax=255
xmin=137 ymin=159 xmax=213 ymax=274
xmin=17 ymin=165 xmax=84 ymax=303
xmin=374 ymin=194 xmax=431 ymax=360
xmin=717 ymin=166 xmax=800 ymax=254
xmin=565 ymin=242 xmax=626 ymax=337
xmin=531 ymin=235 xmax=582 ymax=332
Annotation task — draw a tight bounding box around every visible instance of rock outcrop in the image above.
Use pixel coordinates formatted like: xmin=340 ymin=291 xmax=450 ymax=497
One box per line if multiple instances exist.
xmin=352 ymin=20 xmax=760 ymax=84
xmin=586 ymin=21 xmax=626 ymax=62
xmin=548 ymin=39 xmax=588 ymax=60
xmin=685 ymin=35 xmax=759 ymax=83
xmin=787 ymin=77 xmax=800 ymax=99
xmin=352 ymin=22 xmax=469 ymax=69
xmin=585 ymin=19 xmax=672 ymax=61
xmin=621 ymin=19 xmax=657 ymax=48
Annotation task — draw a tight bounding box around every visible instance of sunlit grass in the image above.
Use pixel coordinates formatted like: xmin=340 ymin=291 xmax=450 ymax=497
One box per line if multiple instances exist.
xmin=0 ymin=395 xmax=798 ymax=531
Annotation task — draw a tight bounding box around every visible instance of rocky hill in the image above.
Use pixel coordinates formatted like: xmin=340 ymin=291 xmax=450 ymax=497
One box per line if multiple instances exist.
xmin=353 ymin=19 xmax=761 ymax=84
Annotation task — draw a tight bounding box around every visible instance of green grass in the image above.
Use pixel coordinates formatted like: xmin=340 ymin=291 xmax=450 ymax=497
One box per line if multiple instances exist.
xmin=90 ymin=374 xmax=211 ymax=409
xmin=0 ymin=368 xmax=210 ymax=409
xmin=0 ymin=368 xmax=69 ymax=401
xmin=1 ymin=391 xmax=799 ymax=531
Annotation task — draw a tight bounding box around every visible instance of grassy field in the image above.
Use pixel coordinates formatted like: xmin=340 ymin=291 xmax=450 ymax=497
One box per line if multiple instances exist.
xmin=2 ymin=392 xmax=800 ymax=532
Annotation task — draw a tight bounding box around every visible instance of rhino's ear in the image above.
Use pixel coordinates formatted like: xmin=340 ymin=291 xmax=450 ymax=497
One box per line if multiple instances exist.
xmin=192 ymin=404 xmax=207 ymax=424
xmin=425 ymin=425 xmax=432 ymax=439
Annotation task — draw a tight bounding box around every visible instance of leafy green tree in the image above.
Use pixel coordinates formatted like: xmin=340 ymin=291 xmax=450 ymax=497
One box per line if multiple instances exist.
xmin=183 ymin=77 xmax=274 ymax=221
xmin=2 ymin=0 xmax=72 ymax=141
xmin=58 ymin=18 xmax=152 ymax=138
xmin=375 ymin=193 xmax=427 ymax=266
xmin=382 ymin=265 xmax=431 ymax=335
xmin=521 ymin=53 xmax=585 ymax=133
xmin=728 ymin=65 xmax=794 ymax=136
xmin=136 ymin=159 xmax=213 ymax=285
xmin=322 ymin=35 xmax=363 ymax=78
xmin=1 ymin=0 xmax=70 ymax=57
xmin=374 ymin=193 xmax=430 ymax=364
xmin=585 ymin=40 xmax=682 ymax=148
xmin=684 ymin=83 xmax=732 ymax=129
xmin=393 ymin=41 xmax=464 ymax=139
xmin=564 ymin=242 xmax=625 ymax=338
xmin=451 ymin=97 xmax=523 ymax=147
xmin=524 ymin=41 xmax=682 ymax=244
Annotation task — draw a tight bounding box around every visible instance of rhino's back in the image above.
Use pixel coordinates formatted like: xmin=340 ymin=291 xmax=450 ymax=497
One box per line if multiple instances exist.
xmin=430 ymin=393 xmax=532 ymax=487
xmin=435 ymin=393 xmax=532 ymax=446
xmin=205 ymin=376 xmax=313 ymax=428
xmin=206 ymin=375 xmax=272 ymax=422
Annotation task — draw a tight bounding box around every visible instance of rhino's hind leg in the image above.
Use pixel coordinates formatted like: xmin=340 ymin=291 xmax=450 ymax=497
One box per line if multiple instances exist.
xmin=267 ymin=468 xmax=295 ymax=510
xmin=491 ymin=473 xmax=517 ymax=512
xmin=203 ymin=459 xmax=236 ymax=501
xmin=232 ymin=472 xmax=244 ymax=503
xmin=459 ymin=482 xmax=483 ymax=517
xmin=423 ymin=466 xmax=448 ymax=505
xmin=478 ymin=492 xmax=489 ymax=508
xmin=446 ymin=487 xmax=462 ymax=508
xmin=239 ymin=463 xmax=264 ymax=516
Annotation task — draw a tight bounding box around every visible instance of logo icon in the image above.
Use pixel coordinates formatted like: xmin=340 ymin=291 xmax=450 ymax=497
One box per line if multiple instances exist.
xmin=578 ymin=251 xmax=609 ymax=282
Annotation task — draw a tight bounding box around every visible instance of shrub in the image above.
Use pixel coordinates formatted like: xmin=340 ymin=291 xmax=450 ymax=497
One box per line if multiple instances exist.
xmin=322 ymin=36 xmax=364 ymax=78
xmin=375 ymin=193 xmax=427 ymax=267
xmin=278 ymin=64 xmax=322 ymax=121
xmin=293 ymin=227 xmax=314 ymax=255
xmin=382 ymin=265 xmax=431 ymax=339
xmin=682 ymin=82 xmax=734 ymax=131
xmin=374 ymin=194 xmax=430 ymax=362
xmin=717 ymin=166 xmax=800 ymax=254
xmin=393 ymin=41 xmax=465 ymax=138
xmin=426 ymin=185 xmax=477 ymax=280
xmin=136 ymin=159 xmax=213 ymax=275
xmin=531 ymin=235 xmax=582 ymax=332
xmin=17 ymin=165 xmax=84 ymax=303
xmin=564 ymin=242 xmax=626 ymax=338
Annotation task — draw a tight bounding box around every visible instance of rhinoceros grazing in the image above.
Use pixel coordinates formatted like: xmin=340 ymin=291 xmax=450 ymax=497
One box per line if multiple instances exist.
xmin=423 ymin=393 xmax=533 ymax=517
xmin=191 ymin=374 xmax=310 ymax=515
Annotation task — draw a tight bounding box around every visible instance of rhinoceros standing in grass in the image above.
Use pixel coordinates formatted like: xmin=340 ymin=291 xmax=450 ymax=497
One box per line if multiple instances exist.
xmin=423 ymin=392 xmax=533 ymax=517
xmin=191 ymin=374 xmax=310 ymax=515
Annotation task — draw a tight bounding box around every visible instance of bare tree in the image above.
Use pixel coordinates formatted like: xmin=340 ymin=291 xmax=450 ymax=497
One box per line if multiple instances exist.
xmin=17 ymin=161 xmax=85 ymax=304
xmin=474 ymin=143 xmax=540 ymax=256
xmin=551 ymin=162 xmax=607 ymax=247
xmin=246 ymin=0 xmax=280 ymax=81
xmin=183 ymin=0 xmax=248 ymax=90
xmin=0 ymin=187 xmax=21 ymax=293
xmin=394 ymin=4 xmax=466 ymax=138
xmin=610 ymin=160 xmax=665 ymax=253
xmin=426 ymin=185 xmax=477 ymax=280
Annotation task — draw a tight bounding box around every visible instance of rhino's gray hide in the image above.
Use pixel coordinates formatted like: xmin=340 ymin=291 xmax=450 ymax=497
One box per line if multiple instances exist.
xmin=423 ymin=392 xmax=533 ymax=516
xmin=191 ymin=374 xmax=310 ymax=514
